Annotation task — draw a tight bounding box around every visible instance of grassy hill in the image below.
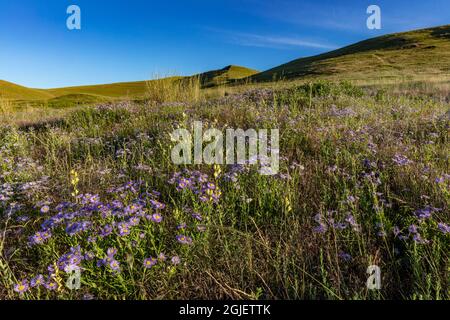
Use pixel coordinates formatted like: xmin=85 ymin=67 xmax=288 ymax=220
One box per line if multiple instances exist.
xmin=0 ymin=65 xmax=258 ymax=105
xmin=195 ymin=65 xmax=259 ymax=87
xmin=0 ymin=80 xmax=53 ymax=100
xmin=46 ymin=80 xmax=153 ymax=99
xmin=250 ymin=25 xmax=450 ymax=83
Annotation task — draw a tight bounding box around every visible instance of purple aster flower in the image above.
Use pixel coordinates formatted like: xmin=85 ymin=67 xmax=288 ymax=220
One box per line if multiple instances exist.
xmin=40 ymin=205 xmax=50 ymax=214
xmin=176 ymin=235 xmax=192 ymax=245
xmin=151 ymin=213 xmax=163 ymax=223
xmin=128 ymin=216 xmax=140 ymax=226
xmin=435 ymin=177 xmax=445 ymax=183
xmin=206 ymin=182 xmax=216 ymax=190
xmin=124 ymin=204 xmax=140 ymax=215
xmin=408 ymin=224 xmax=418 ymax=234
xmin=438 ymin=223 xmax=450 ymax=234
xmin=415 ymin=206 xmax=433 ymax=220
xmin=14 ymin=280 xmax=29 ymax=294
xmin=338 ymin=252 xmax=352 ymax=262
xmin=84 ymin=251 xmax=95 ymax=260
xmin=44 ymin=280 xmax=58 ymax=291
xmin=192 ymin=213 xmax=202 ymax=221
xmin=99 ymin=224 xmax=113 ymax=238
xmin=171 ymin=256 xmax=181 ymax=265
xmin=29 ymin=232 xmax=45 ymax=245
xmin=143 ymin=257 xmax=158 ymax=268
xmin=150 ymin=199 xmax=165 ymax=210
xmin=109 ymin=259 xmax=121 ymax=272
xmin=413 ymin=233 xmax=429 ymax=244
xmin=313 ymin=223 xmax=328 ymax=233
xmin=106 ymin=247 xmax=117 ymax=257
xmin=177 ymin=223 xmax=187 ymax=230
xmin=47 ymin=265 xmax=55 ymax=274
xmin=117 ymin=222 xmax=131 ymax=236
xmin=30 ymin=274 xmax=44 ymax=287
xmin=333 ymin=222 xmax=347 ymax=230
xmin=392 ymin=154 xmax=413 ymax=166
xmin=176 ymin=178 xmax=190 ymax=190
xmin=158 ymin=253 xmax=166 ymax=261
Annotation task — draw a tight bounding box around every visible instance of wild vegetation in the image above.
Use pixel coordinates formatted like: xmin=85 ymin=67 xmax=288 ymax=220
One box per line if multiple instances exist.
xmin=0 ymin=79 xmax=448 ymax=299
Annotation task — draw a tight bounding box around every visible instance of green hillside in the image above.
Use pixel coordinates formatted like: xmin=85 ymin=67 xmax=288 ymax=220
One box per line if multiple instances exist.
xmin=46 ymin=80 xmax=153 ymax=99
xmin=0 ymin=80 xmax=53 ymax=100
xmin=195 ymin=65 xmax=259 ymax=87
xmin=1 ymin=65 xmax=258 ymax=104
xmin=251 ymin=25 xmax=450 ymax=83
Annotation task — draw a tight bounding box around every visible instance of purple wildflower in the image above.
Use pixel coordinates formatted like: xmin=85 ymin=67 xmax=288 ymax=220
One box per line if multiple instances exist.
xmin=143 ymin=257 xmax=158 ymax=268
xmin=44 ymin=280 xmax=58 ymax=291
xmin=438 ymin=223 xmax=450 ymax=234
xmin=408 ymin=224 xmax=418 ymax=234
xmin=171 ymin=256 xmax=181 ymax=265
xmin=40 ymin=205 xmax=50 ymax=214
xmin=413 ymin=233 xmax=429 ymax=244
xmin=151 ymin=213 xmax=163 ymax=223
xmin=158 ymin=253 xmax=166 ymax=261
xmin=176 ymin=235 xmax=192 ymax=245
xmin=117 ymin=222 xmax=131 ymax=236
xmin=192 ymin=213 xmax=202 ymax=221
xmin=109 ymin=259 xmax=121 ymax=272
xmin=338 ymin=252 xmax=352 ymax=262
xmin=150 ymin=199 xmax=165 ymax=210
xmin=14 ymin=280 xmax=29 ymax=294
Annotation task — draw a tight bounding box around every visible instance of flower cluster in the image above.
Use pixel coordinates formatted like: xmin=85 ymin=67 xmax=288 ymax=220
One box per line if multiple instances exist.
xmin=169 ymin=170 xmax=221 ymax=203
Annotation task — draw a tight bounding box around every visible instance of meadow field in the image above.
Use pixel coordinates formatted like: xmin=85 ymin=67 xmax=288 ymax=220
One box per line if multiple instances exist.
xmin=0 ymin=78 xmax=448 ymax=300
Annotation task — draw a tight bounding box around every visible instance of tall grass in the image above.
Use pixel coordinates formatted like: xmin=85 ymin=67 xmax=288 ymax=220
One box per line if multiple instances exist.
xmin=0 ymin=97 xmax=14 ymax=118
xmin=145 ymin=75 xmax=201 ymax=104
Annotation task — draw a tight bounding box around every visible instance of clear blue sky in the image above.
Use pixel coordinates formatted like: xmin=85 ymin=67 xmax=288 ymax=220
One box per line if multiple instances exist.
xmin=0 ymin=0 xmax=449 ymax=88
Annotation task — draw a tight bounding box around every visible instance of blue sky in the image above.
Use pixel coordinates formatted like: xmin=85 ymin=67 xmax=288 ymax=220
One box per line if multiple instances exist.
xmin=0 ymin=0 xmax=449 ymax=88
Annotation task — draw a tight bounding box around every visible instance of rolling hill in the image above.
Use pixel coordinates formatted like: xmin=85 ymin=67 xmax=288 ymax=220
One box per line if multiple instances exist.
xmin=195 ymin=65 xmax=259 ymax=87
xmin=0 ymin=80 xmax=54 ymax=100
xmin=250 ymin=25 xmax=450 ymax=83
xmin=0 ymin=65 xmax=259 ymax=104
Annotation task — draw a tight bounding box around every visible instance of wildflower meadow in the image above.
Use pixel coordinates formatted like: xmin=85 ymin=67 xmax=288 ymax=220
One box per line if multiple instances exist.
xmin=0 ymin=80 xmax=448 ymax=300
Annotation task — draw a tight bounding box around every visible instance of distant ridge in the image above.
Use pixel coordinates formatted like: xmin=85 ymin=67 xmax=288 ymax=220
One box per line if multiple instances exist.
xmin=250 ymin=25 xmax=450 ymax=82
xmin=0 ymin=65 xmax=259 ymax=101
xmin=194 ymin=65 xmax=259 ymax=88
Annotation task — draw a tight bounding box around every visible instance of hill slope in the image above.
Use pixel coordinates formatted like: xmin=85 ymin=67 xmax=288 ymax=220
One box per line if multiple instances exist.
xmin=1 ymin=65 xmax=259 ymax=102
xmin=195 ymin=65 xmax=259 ymax=87
xmin=0 ymin=80 xmax=54 ymax=100
xmin=251 ymin=25 xmax=450 ymax=82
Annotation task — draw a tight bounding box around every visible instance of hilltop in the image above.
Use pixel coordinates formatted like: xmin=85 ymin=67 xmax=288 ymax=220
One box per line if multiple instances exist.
xmin=250 ymin=25 xmax=450 ymax=83
xmin=195 ymin=65 xmax=259 ymax=87
xmin=0 ymin=80 xmax=53 ymax=100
